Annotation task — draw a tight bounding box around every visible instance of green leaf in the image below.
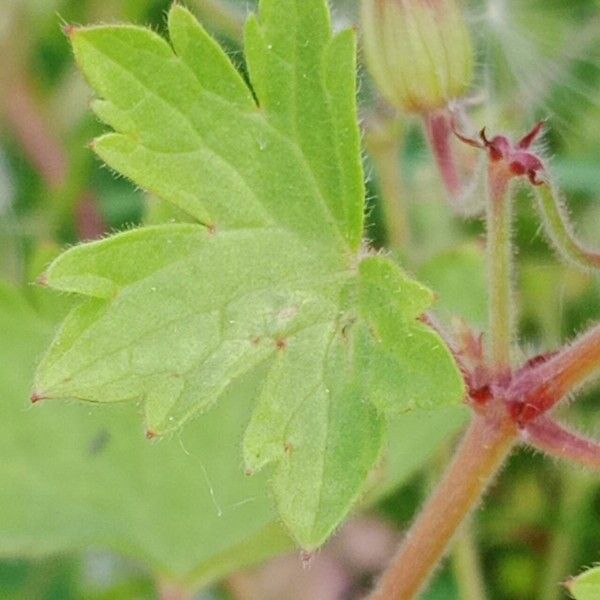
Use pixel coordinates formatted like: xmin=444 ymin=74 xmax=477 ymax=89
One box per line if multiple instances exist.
xmin=1 ymin=285 xmax=465 ymax=588
xmin=568 ymin=566 xmax=600 ymax=600
xmin=0 ymin=283 xmax=290 ymax=587
xmin=356 ymin=257 xmax=465 ymax=413
xmin=244 ymin=0 xmax=364 ymax=248
xmin=35 ymin=1 xmax=464 ymax=548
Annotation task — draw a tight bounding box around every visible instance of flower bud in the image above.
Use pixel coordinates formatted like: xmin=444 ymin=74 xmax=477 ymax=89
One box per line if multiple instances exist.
xmin=361 ymin=0 xmax=474 ymax=113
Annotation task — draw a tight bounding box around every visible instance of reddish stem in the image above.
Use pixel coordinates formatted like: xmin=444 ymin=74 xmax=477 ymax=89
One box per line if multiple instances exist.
xmin=2 ymin=73 xmax=106 ymax=240
xmin=425 ymin=111 xmax=462 ymax=199
xmin=524 ymin=416 xmax=600 ymax=471
xmin=507 ymin=323 xmax=600 ymax=425
xmin=3 ymin=78 xmax=68 ymax=188
xmin=370 ymin=409 xmax=517 ymax=600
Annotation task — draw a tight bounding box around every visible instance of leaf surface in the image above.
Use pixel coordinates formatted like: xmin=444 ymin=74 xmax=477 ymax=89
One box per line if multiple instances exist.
xmin=568 ymin=566 xmax=600 ymax=600
xmin=2 ymin=285 xmax=466 ymax=586
xmin=0 ymin=284 xmax=286 ymax=585
xmin=34 ymin=1 xmax=465 ymax=547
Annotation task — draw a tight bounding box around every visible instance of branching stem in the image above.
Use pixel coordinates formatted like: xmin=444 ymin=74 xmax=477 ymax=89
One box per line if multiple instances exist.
xmin=508 ymin=323 xmax=600 ymax=423
xmin=373 ymin=143 xmax=523 ymax=599
xmin=375 ymin=109 xmax=600 ymax=597
xmin=524 ymin=417 xmax=600 ymax=471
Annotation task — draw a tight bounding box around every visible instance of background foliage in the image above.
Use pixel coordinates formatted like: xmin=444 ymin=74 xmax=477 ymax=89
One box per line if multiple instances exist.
xmin=0 ymin=0 xmax=599 ymax=598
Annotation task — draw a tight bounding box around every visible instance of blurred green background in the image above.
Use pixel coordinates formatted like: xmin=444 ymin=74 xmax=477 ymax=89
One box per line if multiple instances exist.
xmin=1 ymin=0 xmax=600 ymax=598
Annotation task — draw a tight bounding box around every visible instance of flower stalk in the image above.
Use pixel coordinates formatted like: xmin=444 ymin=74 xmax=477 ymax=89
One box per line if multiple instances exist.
xmin=425 ymin=111 xmax=462 ymax=200
xmin=486 ymin=164 xmax=514 ymax=377
xmin=535 ymin=180 xmax=600 ymax=271
xmin=365 ymin=116 xmax=410 ymax=248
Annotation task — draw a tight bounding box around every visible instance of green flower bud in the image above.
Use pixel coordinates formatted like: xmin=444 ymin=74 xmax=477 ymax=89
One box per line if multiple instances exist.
xmin=361 ymin=0 xmax=474 ymax=113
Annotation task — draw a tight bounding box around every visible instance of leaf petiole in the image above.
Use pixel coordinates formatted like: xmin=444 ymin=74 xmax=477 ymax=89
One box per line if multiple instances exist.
xmin=524 ymin=416 xmax=600 ymax=471
xmin=507 ymin=322 xmax=600 ymax=424
xmin=535 ymin=180 xmax=600 ymax=271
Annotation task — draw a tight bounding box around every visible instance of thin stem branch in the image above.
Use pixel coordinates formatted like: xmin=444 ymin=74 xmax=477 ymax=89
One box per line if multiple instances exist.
xmin=3 ymin=77 xmax=68 ymax=189
xmin=524 ymin=416 xmax=600 ymax=471
xmin=535 ymin=181 xmax=600 ymax=271
xmin=370 ymin=411 xmax=517 ymax=600
xmin=372 ymin=142 xmax=523 ymax=598
xmin=539 ymin=468 xmax=594 ymax=600
xmin=2 ymin=72 xmax=105 ymax=241
xmin=486 ymin=166 xmax=514 ymax=377
xmin=425 ymin=111 xmax=462 ymax=200
xmin=365 ymin=120 xmax=410 ymax=249
xmin=423 ymin=110 xmax=483 ymax=217
xmin=452 ymin=525 xmax=488 ymax=600
xmin=508 ymin=323 xmax=600 ymax=423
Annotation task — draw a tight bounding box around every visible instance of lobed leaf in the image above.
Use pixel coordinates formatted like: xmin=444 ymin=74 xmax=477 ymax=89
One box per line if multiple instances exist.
xmin=34 ymin=1 xmax=465 ymax=547
xmin=1 ymin=284 xmax=467 ymax=586
xmin=244 ymin=0 xmax=364 ymax=249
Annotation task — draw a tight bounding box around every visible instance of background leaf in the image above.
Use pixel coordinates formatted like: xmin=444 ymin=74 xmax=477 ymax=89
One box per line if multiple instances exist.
xmin=0 ymin=283 xmax=290 ymax=587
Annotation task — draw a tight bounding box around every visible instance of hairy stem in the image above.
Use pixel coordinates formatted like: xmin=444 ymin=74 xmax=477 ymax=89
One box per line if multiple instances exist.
xmin=452 ymin=526 xmax=488 ymax=600
xmin=508 ymin=323 xmax=600 ymax=423
xmin=486 ymin=166 xmax=514 ymax=377
xmin=370 ymin=412 xmax=517 ymax=600
xmin=372 ymin=153 xmax=520 ymax=598
xmin=524 ymin=416 xmax=600 ymax=470
xmin=535 ymin=181 xmax=600 ymax=271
